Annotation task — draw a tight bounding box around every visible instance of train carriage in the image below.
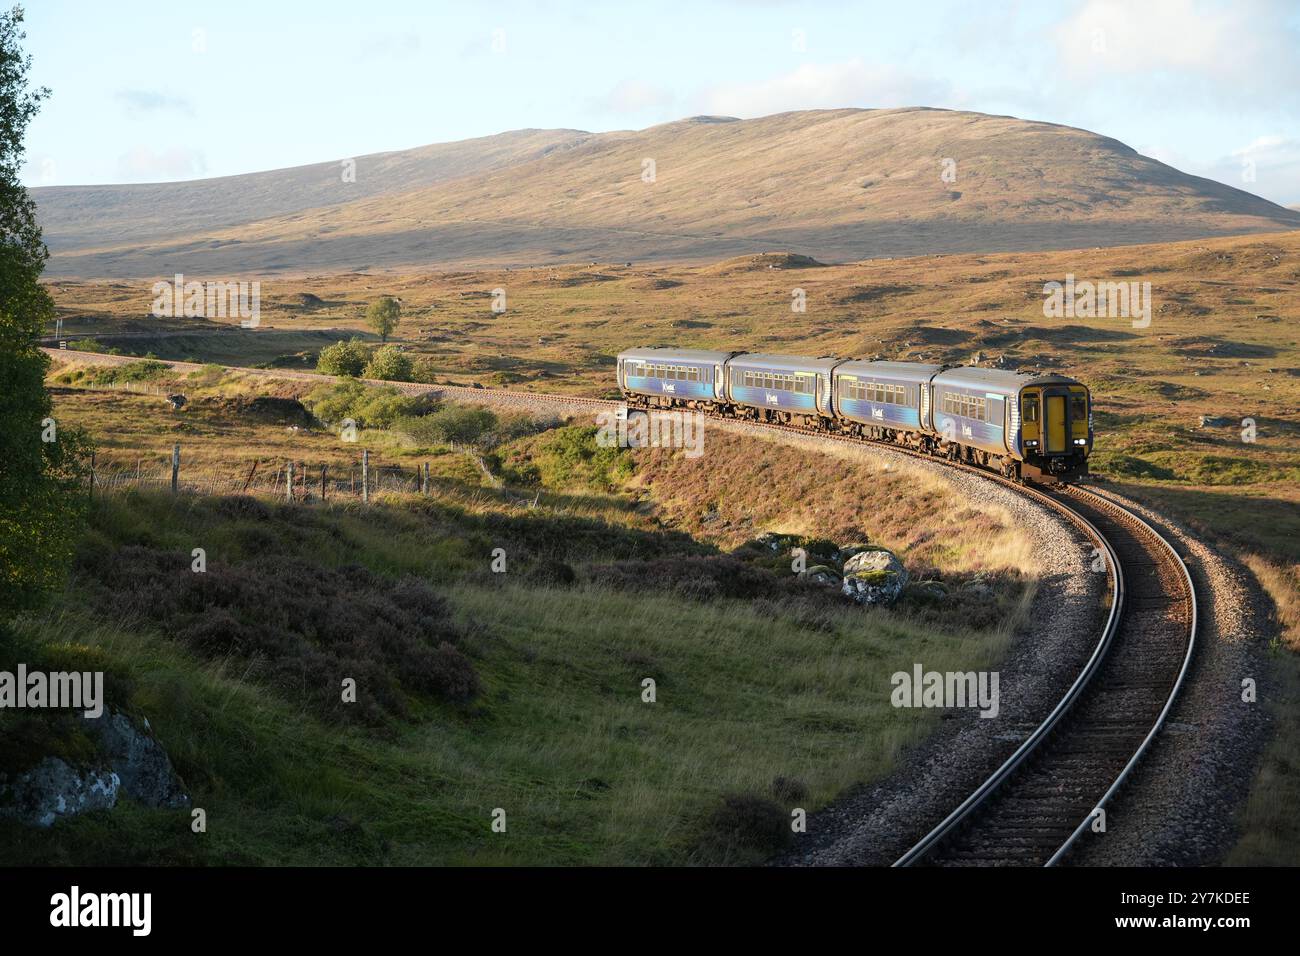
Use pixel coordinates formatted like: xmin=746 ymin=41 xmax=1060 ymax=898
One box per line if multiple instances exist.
xmin=618 ymin=347 xmax=733 ymax=407
xmin=724 ymin=353 xmax=841 ymax=424
xmin=929 ymin=367 xmax=1091 ymax=479
xmin=832 ymin=360 xmax=942 ymax=440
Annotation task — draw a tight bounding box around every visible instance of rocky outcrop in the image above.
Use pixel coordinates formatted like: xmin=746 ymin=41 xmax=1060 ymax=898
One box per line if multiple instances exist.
xmin=86 ymin=711 xmax=190 ymax=810
xmin=0 ymin=758 xmax=119 ymax=828
xmin=841 ymin=549 xmax=909 ymax=605
xmin=0 ymin=710 xmax=188 ymax=828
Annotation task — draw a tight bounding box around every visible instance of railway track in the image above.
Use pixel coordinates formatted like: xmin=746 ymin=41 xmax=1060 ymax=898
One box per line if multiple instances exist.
xmin=50 ymin=349 xmax=1198 ymax=864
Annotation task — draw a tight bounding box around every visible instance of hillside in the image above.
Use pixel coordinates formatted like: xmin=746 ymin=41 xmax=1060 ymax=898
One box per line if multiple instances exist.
xmin=35 ymin=108 xmax=1300 ymax=277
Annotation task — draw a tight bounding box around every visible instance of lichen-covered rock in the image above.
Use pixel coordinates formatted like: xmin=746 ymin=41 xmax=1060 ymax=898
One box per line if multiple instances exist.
xmin=841 ymin=549 xmax=909 ymax=605
xmin=835 ymin=542 xmax=874 ymax=565
xmin=0 ymin=757 xmax=120 ymax=828
xmin=85 ymin=712 xmax=189 ymax=809
xmin=803 ymin=564 xmax=842 ymax=587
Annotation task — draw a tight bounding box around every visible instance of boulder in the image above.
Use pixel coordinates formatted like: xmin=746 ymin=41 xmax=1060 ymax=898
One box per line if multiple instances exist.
xmin=1198 ymin=415 xmax=1229 ymax=427
xmin=85 ymin=712 xmax=189 ymax=809
xmin=0 ymin=757 xmax=119 ymax=828
xmin=841 ymin=549 xmax=909 ymax=605
xmin=803 ymin=564 xmax=841 ymax=588
xmin=0 ymin=711 xmax=188 ymax=828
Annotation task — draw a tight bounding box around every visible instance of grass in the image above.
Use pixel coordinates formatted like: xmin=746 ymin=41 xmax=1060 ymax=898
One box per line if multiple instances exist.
xmin=1 ymin=488 xmax=1013 ymax=866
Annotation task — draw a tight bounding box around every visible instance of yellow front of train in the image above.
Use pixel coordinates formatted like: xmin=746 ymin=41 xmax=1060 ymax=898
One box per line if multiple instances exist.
xmin=1017 ymin=382 xmax=1091 ymax=479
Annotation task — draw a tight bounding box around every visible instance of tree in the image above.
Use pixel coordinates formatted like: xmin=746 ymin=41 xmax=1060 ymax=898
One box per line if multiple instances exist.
xmin=365 ymin=295 xmax=401 ymax=343
xmin=362 ymin=344 xmax=412 ymax=382
xmin=0 ymin=6 xmax=90 ymax=617
xmin=316 ymin=337 xmax=370 ymax=377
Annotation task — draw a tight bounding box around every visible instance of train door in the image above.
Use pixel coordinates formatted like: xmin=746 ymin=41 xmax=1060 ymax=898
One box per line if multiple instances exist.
xmin=714 ymin=364 xmax=723 ymax=400
xmin=1044 ymin=389 xmax=1068 ymax=454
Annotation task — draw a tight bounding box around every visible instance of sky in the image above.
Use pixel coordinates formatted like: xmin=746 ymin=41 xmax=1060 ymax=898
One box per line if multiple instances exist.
xmin=20 ymin=0 xmax=1300 ymax=206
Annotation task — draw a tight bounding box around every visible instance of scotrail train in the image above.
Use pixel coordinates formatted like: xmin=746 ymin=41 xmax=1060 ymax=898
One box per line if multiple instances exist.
xmin=616 ymin=347 xmax=1092 ymax=482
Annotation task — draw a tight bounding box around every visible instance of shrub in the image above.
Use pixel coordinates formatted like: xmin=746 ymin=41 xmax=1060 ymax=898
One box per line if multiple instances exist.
xmin=363 ymin=345 xmax=413 ymax=382
xmin=316 ymin=337 xmax=371 ymax=377
xmin=307 ymin=380 xmax=433 ymax=429
xmin=394 ymin=405 xmax=498 ymax=446
xmin=73 ymin=546 xmax=479 ymax=724
xmin=506 ymin=425 xmax=633 ymax=491
xmin=87 ymin=359 xmax=170 ymax=385
xmin=66 ymin=338 xmax=104 ymax=353
xmin=700 ymin=793 xmax=792 ymax=860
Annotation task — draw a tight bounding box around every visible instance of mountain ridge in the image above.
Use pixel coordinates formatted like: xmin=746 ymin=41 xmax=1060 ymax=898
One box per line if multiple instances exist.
xmin=34 ymin=107 xmax=1300 ymax=277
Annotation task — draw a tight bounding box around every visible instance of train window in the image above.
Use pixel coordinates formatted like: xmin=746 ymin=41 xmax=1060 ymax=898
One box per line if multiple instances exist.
xmin=1023 ymin=395 xmax=1039 ymax=422
xmin=1071 ymin=394 xmax=1087 ymax=421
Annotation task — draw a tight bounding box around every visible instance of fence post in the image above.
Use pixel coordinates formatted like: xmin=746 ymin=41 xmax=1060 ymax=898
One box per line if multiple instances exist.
xmin=422 ymin=462 xmax=429 ymax=494
xmin=362 ymin=450 xmax=369 ymax=504
xmin=286 ymin=460 xmax=294 ymax=502
xmin=320 ymin=463 xmax=327 ymax=503
xmin=171 ymin=443 xmax=180 ymax=495
xmin=88 ymin=451 xmax=95 ymax=502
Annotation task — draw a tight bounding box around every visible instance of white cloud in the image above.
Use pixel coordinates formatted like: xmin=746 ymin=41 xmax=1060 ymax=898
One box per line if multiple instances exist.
xmin=1140 ymin=135 xmax=1300 ymax=207
xmin=1053 ymin=0 xmax=1300 ymax=97
xmin=115 ymin=90 xmax=193 ymax=117
xmin=591 ymin=79 xmax=677 ymax=116
xmin=115 ymin=147 xmax=207 ymax=182
xmin=695 ymin=59 xmax=953 ymax=117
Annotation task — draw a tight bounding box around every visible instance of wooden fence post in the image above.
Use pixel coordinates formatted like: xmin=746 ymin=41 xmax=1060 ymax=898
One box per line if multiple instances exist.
xmin=171 ymin=443 xmax=180 ymax=495
xmin=286 ymin=460 xmax=294 ymax=502
xmin=88 ymin=451 xmax=95 ymax=502
xmin=320 ymin=463 xmax=327 ymax=503
xmin=362 ymin=450 xmax=369 ymax=504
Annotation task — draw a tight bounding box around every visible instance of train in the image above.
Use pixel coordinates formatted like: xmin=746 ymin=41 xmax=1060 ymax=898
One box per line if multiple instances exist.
xmin=616 ymin=347 xmax=1092 ymax=482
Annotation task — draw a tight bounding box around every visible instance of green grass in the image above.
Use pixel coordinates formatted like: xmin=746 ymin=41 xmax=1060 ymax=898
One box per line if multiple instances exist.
xmin=1 ymin=488 xmax=1012 ymax=866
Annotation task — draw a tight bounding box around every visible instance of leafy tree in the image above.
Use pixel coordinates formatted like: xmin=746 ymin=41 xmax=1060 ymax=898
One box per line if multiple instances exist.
xmin=0 ymin=6 xmax=90 ymax=616
xmin=362 ymin=344 xmax=412 ymax=382
xmin=316 ymin=337 xmax=370 ymax=377
xmin=365 ymin=296 xmax=401 ymax=343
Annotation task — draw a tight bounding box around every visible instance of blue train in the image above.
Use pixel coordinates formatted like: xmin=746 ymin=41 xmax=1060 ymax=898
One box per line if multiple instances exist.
xmin=617 ymin=347 xmax=1092 ymax=481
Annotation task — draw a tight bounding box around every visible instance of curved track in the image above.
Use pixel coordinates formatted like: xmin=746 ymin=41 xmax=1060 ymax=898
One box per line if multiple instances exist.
xmin=49 ymin=350 xmax=1199 ymax=864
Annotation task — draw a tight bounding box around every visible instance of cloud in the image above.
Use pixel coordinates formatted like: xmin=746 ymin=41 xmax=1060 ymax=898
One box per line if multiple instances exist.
xmin=695 ymin=59 xmax=953 ymax=117
xmin=115 ymin=90 xmax=193 ymax=117
xmin=1052 ymin=0 xmax=1300 ymax=99
xmin=1139 ymin=135 xmax=1300 ymax=207
xmin=590 ymin=79 xmax=677 ymax=116
xmin=115 ymin=147 xmax=207 ymax=182
xmin=355 ymin=30 xmax=421 ymax=61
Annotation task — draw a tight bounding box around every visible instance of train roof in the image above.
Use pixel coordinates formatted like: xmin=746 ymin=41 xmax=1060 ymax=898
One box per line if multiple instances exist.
xmin=933 ymin=366 xmax=1082 ymax=392
xmin=728 ymin=352 xmax=843 ymax=374
xmin=618 ymin=346 xmax=735 ymax=364
xmin=835 ymin=359 xmax=945 ymax=380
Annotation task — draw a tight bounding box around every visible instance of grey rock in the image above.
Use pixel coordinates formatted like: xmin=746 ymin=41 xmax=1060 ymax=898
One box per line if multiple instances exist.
xmin=0 ymin=757 xmax=120 ymax=828
xmin=840 ymin=549 xmax=909 ymax=605
xmin=85 ymin=711 xmax=189 ymax=809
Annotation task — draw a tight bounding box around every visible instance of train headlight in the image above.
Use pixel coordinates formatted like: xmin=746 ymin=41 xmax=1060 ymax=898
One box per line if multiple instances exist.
xmin=1025 ymin=439 xmax=1038 ymax=447
xmin=1074 ymin=438 xmax=1087 ymax=445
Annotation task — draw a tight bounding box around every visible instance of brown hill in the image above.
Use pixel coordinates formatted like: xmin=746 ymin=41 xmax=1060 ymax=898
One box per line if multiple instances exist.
xmin=35 ymin=108 xmax=1300 ymax=278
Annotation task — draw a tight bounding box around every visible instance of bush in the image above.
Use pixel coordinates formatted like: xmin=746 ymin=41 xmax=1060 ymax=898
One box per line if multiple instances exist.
xmin=73 ymin=546 xmax=479 ymax=724
xmin=505 ymin=425 xmax=633 ymax=491
xmin=316 ymin=337 xmax=371 ymax=377
xmin=66 ymin=338 xmax=104 ymax=353
xmin=394 ymin=405 xmax=498 ymax=446
xmin=700 ymin=793 xmax=792 ymax=860
xmin=307 ymin=379 xmax=434 ymax=429
xmin=87 ymin=359 xmax=170 ymax=385
xmin=363 ymin=345 xmax=413 ymax=382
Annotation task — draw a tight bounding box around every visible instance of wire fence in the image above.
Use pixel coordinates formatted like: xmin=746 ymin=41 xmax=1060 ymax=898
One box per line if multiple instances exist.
xmin=87 ymin=444 xmax=445 ymax=504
